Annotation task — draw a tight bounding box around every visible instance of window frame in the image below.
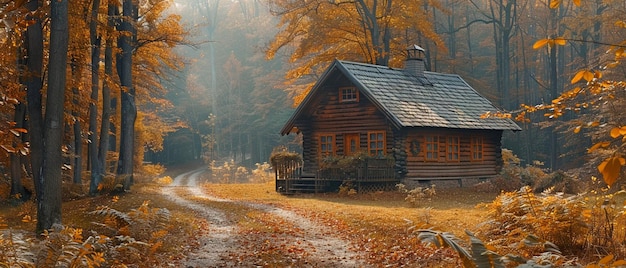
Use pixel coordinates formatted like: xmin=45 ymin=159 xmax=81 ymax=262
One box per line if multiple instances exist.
xmin=424 ymin=135 xmax=440 ymax=161
xmin=339 ymin=87 xmax=359 ymax=103
xmin=471 ymin=136 xmax=484 ymax=161
xmin=319 ymin=133 xmax=336 ymax=157
xmin=446 ymin=136 xmax=460 ymax=162
xmin=367 ymin=131 xmax=386 ymax=156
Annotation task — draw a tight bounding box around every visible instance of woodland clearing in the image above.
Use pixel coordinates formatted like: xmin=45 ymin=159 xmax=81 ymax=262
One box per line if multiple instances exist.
xmin=0 ymin=166 xmax=498 ymax=267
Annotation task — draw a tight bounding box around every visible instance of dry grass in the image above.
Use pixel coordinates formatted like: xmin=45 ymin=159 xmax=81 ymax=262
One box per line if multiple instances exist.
xmin=204 ymin=181 xmax=499 ymax=266
xmin=0 ymin=178 xmax=499 ymax=267
xmin=204 ymin=182 xmax=497 ymax=238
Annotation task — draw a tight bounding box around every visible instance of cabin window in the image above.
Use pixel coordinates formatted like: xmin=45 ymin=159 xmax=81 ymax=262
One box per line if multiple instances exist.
xmin=319 ymin=134 xmax=335 ymax=156
xmin=471 ymin=136 xmax=484 ymax=161
xmin=339 ymin=87 xmax=359 ymax=102
xmin=446 ymin=136 xmax=460 ymax=161
xmin=424 ymin=135 xmax=439 ymax=161
xmin=367 ymin=131 xmax=385 ymax=156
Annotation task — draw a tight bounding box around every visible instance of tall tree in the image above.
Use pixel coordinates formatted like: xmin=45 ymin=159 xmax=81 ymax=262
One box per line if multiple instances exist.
xmin=98 ymin=2 xmax=118 ymax=177
xmin=24 ymin=0 xmax=45 ymax=203
xmin=9 ymin=104 xmax=28 ymax=200
xmin=89 ymin=0 xmax=103 ymax=195
xmin=116 ymin=0 xmax=137 ymax=190
xmin=37 ymin=0 xmax=69 ymax=232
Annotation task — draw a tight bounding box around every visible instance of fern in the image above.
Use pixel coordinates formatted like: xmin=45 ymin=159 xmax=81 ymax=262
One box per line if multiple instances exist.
xmin=416 ymin=229 xmax=577 ymax=268
xmin=417 ymin=229 xmax=475 ymax=267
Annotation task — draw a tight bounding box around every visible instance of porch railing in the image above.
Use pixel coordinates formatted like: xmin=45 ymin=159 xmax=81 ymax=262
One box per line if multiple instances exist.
xmin=318 ymin=158 xmax=396 ymax=182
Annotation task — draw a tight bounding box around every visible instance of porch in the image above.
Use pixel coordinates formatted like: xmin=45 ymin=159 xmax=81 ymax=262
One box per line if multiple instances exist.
xmin=274 ymin=158 xmax=398 ymax=194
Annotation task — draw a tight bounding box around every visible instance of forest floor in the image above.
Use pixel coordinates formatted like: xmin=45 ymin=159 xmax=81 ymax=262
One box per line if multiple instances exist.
xmin=160 ymin=166 xmax=498 ymax=267
xmin=0 ymin=165 xmax=499 ymax=267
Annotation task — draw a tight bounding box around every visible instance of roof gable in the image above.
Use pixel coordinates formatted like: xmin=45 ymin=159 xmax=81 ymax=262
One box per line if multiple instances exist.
xmin=281 ymin=60 xmax=521 ymax=135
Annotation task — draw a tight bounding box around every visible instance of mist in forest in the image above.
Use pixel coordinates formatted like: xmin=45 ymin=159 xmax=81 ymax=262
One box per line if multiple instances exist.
xmin=153 ymin=0 xmax=620 ymax=174
xmin=148 ymin=0 xmax=293 ymax=167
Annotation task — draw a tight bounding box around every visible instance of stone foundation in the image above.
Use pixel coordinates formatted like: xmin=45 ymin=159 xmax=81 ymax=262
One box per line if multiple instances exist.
xmin=401 ymin=177 xmax=491 ymax=189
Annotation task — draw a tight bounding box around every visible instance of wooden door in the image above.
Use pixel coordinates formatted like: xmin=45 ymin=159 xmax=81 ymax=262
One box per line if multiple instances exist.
xmin=344 ymin=133 xmax=360 ymax=156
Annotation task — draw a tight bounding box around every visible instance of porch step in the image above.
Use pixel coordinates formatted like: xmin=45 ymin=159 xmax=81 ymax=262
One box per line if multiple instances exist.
xmin=287 ymin=179 xmax=321 ymax=193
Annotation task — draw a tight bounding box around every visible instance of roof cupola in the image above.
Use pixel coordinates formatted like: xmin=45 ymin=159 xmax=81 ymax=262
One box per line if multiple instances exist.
xmin=404 ymin=44 xmax=426 ymax=77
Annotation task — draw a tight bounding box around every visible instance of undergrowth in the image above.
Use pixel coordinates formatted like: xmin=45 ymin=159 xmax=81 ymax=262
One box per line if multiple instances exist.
xmin=396 ymin=183 xmax=436 ymax=207
xmin=417 ymin=182 xmax=626 ymax=267
xmin=0 ymin=200 xmax=187 ymax=267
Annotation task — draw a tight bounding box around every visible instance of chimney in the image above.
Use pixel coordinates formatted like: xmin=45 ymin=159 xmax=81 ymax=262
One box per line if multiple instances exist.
xmin=404 ymin=44 xmax=426 ymax=77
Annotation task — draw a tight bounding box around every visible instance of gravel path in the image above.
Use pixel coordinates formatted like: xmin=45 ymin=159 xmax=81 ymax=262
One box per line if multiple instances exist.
xmin=162 ymin=167 xmax=366 ymax=267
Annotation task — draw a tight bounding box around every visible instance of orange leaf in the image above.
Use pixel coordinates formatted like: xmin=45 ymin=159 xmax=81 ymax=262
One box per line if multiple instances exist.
xmin=583 ymin=71 xmax=594 ymax=82
xmin=613 ymin=260 xmax=626 ymax=266
xmin=598 ymin=254 xmax=614 ymax=265
xmin=574 ymin=126 xmax=581 ymax=134
xmin=554 ymin=37 xmax=567 ymax=46
xmin=598 ymin=157 xmax=623 ymax=186
xmin=549 ymin=0 xmax=561 ymax=9
xmin=588 ymin=141 xmax=611 ymax=153
xmin=594 ymin=70 xmax=602 ymax=79
xmin=533 ymin=39 xmax=550 ymax=49
xmin=610 ymin=127 xmax=622 ymax=138
xmin=588 ymin=121 xmax=600 ymax=127
xmin=571 ymin=70 xmax=586 ymax=84
xmin=620 ymin=127 xmax=626 ymax=135
xmin=572 ymin=0 xmax=581 ymax=6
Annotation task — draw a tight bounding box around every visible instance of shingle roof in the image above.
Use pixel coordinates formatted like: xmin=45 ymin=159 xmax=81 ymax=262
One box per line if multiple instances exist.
xmin=281 ymin=60 xmax=521 ymax=135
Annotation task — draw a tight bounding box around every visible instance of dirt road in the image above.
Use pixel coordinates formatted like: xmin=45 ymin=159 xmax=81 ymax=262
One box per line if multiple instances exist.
xmin=162 ymin=168 xmax=366 ymax=267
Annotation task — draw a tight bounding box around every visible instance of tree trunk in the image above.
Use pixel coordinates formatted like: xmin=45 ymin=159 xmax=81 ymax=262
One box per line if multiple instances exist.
xmin=71 ymin=62 xmax=82 ymax=185
xmin=98 ymin=2 xmax=115 ymax=176
xmin=37 ymin=0 xmax=69 ymax=233
xmin=89 ymin=0 xmax=103 ymax=195
xmin=116 ymin=0 xmax=137 ymax=190
xmin=10 ymin=103 xmax=28 ymax=201
xmin=549 ymin=42 xmax=558 ymax=170
xmin=24 ymin=0 xmax=44 ymax=203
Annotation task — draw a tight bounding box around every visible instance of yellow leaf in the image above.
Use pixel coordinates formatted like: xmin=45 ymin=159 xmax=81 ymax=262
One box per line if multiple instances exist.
xmin=574 ymin=126 xmax=581 ymax=134
xmin=612 ymin=260 xmax=626 ymax=265
xmin=583 ymin=71 xmax=594 ymax=82
xmin=606 ymin=61 xmax=619 ymax=68
xmin=611 ymin=127 xmax=622 ymax=138
xmin=554 ymin=37 xmax=567 ymax=46
xmin=571 ymin=70 xmax=586 ymax=84
xmin=598 ymin=254 xmax=614 ymax=265
xmin=598 ymin=157 xmax=623 ymax=186
xmin=549 ymin=0 xmax=561 ymax=9
xmin=588 ymin=141 xmax=611 ymax=153
xmin=533 ymin=39 xmax=550 ymax=49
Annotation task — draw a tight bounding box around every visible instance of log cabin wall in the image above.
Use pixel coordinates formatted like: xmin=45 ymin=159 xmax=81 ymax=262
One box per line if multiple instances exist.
xmin=403 ymin=128 xmax=503 ymax=179
xmin=294 ymin=83 xmax=394 ymax=173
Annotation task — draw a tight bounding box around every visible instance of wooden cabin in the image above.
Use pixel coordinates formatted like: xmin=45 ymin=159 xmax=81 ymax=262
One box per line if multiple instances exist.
xmin=278 ymin=45 xmax=521 ymax=193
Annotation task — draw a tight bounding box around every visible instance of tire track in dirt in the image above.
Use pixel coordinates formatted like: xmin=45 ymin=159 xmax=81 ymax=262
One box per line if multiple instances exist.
xmin=162 ymin=168 xmax=238 ymax=267
xmin=164 ymin=167 xmax=366 ymax=267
